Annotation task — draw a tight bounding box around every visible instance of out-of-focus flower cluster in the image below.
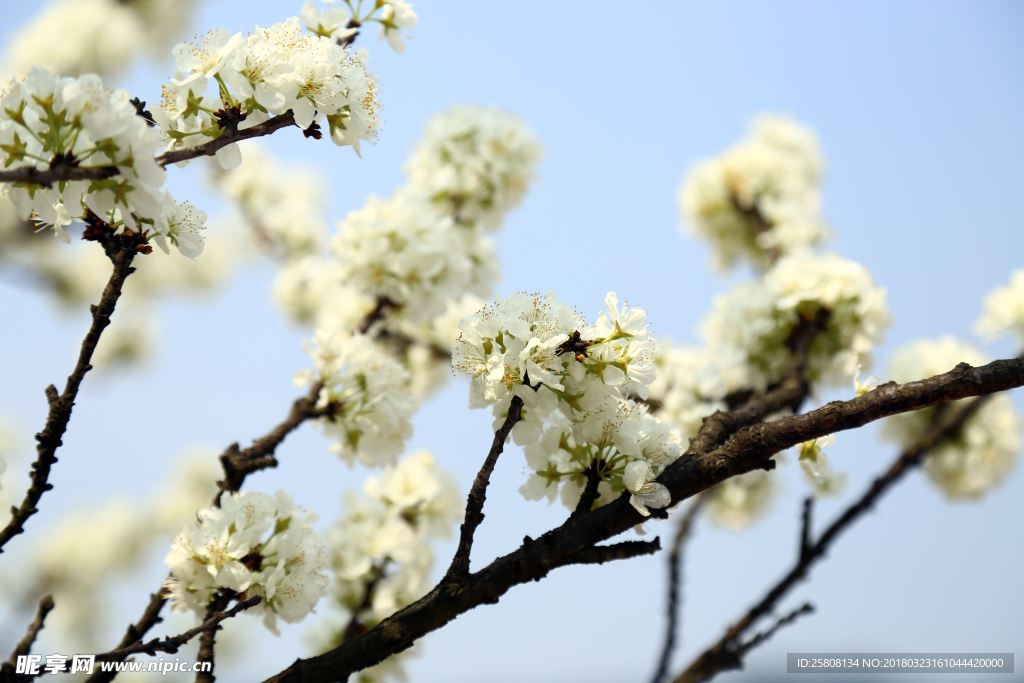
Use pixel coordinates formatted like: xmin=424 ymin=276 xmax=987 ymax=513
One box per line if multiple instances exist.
xmin=679 ymin=114 xmax=828 ymax=271
xmin=882 ymin=336 xmax=1020 ymax=499
xmin=156 ymin=18 xmax=382 ymax=167
xmin=975 ymin=268 xmax=1024 ymax=347
xmin=453 ymin=290 xmax=680 ymax=516
xmin=164 ymin=490 xmax=328 ymax=634
xmin=312 ymin=450 xmax=460 ymax=682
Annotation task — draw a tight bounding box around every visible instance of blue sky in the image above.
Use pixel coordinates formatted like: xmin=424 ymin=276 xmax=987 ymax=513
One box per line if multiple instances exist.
xmin=1 ymin=2 xmax=1023 ymax=681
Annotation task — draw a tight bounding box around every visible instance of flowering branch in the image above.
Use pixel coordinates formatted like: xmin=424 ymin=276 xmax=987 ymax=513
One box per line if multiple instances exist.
xmin=0 ymin=242 xmax=138 ymax=554
xmin=669 ymin=394 xmax=992 ymax=683
xmin=258 ymin=357 xmax=1023 ymax=683
xmin=0 ymin=113 xmax=299 ymax=187
xmin=651 ymin=496 xmax=706 ymax=683
xmin=0 ymin=595 xmax=54 ymax=680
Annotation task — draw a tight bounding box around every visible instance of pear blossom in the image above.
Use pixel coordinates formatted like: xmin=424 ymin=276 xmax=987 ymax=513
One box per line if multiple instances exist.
xmin=301 ymin=1 xmax=359 ymax=41
xmin=404 ymin=105 xmax=543 ymax=231
xmin=623 ymin=460 xmax=671 ymax=517
xmin=974 ymin=269 xmax=1024 ymax=346
xmin=377 ymin=0 xmax=418 ymax=53
xmin=680 ymin=114 xmax=828 ymax=271
xmin=295 ymin=330 xmax=417 ymax=467
xmin=164 ymin=491 xmax=327 ymax=633
xmin=881 ymin=336 xmax=1021 ymax=499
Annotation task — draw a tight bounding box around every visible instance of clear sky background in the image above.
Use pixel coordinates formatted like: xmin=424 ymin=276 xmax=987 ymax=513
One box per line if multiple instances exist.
xmin=1 ymin=1 xmax=1023 ymax=682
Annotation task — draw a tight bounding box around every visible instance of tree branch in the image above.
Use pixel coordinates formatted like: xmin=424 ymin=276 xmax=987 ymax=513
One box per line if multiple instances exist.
xmin=256 ymin=357 xmax=1021 ymax=683
xmin=216 ymin=381 xmax=333 ymax=503
xmin=651 ymin=496 xmax=706 ymax=683
xmin=445 ymin=395 xmax=524 ymax=579
xmin=194 ymin=592 xmax=234 ymax=683
xmin=571 ymin=464 xmax=602 ymax=519
xmin=670 ymin=394 xmax=993 ymax=683
xmin=85 ymin=590 xmax=168 ymax=683
xmin=0 ymin=595 xmax=54 ymax=680
xmin=798 ymin=496 xmax=813 ymax=563
xmin=0 ymin=243 xmax=137 ymax=553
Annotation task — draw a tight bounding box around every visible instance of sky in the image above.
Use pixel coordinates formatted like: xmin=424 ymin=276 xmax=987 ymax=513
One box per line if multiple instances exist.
xmin=1 ymin=1 xmax=1023 ymax=682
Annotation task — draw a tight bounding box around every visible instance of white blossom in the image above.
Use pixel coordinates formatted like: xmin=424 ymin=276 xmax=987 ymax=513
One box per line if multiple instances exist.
xmin=680 ymin=114 xmax=828 ymax=271
xmin=975 ymin=269 xmax=1024 ymax=346
xmin=701 ymin=252 xmax=891 ymax=390
xmin=1 ymin=67 xmax=166 ymax=233
xmin=404 ymin=105 xmax=543 ymax=231
xmin=295 ymin=330 xmax=417 ymax=468
xmin=164 ymin=490 xmax=328 ymax=634
xmin=881 ymin=336 xmax=1021 ymax=499
xmin=377 ymin=0 xmax=418 ymax=53
xmin=623 ymin=460 xmax=671 ymax=517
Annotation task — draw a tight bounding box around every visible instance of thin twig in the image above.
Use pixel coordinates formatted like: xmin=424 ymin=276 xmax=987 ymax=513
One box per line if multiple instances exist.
xmin=798 ymin=497 xmax=813 ymax=563
xmin=257 ymin=358 xmax=1023 ymax=683
xmin=651 ymin=497 xmax=706 ymax=683
xmin=1 ymin=595 xmax=54 ymax=678
xmin=571 ymin=464 xmax=602 ymax=519
xmin=670 ymin=395 xmax=992 ymax=683
xmin=445 ymin=395 xmax=524 ymax=579
xmin=195 ymin=592 xmax=234 ymax=683
xmin=0 ymin=243 xmax=137 ymax=553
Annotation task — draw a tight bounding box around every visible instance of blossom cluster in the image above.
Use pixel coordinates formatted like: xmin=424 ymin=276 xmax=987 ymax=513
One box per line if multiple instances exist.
xmin=301 ymin=0 xmax=418 ymax=54
xmin=701 ymin=252 xmax=891 ymax=391
xmin=975 ymin=268 xmax=1024 ymax=346
xmin=316 ymin=451 xmax=460 ymax=681
xmin=453 ymin=290 xmax=681 ymax=515
xmin=679 ymin=114 xmax=828 ymax=271
xmin=156 ymin=17 xmax=382 ymax=166
xmin=881 ymin=336 xmax=1020 ymax=499
xmin=164 ymin=490 xmax=328 ymax=634
xmin=294 ymin=330 xmax=418 ymax=467
xmin=404 ymin=105 xmax=544 ymax=231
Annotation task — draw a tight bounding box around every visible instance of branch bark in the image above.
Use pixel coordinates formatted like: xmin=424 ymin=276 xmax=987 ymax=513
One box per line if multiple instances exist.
xmin=258 ymin=357 xmax=1022 ymax=683
xmin=0 ymin=244 xmax=136 ymax=553
xmin=0 ymin=595 xmax=54 ymax=681
xmin=670 ymin=394 xmax=993 ymax=683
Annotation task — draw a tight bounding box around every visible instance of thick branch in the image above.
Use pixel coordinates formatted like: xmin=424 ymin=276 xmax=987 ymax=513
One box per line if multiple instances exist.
xmin=651 ymin=496 xmax=706 ymax=683
xmin=0 ymin=164 xmax=119 ymax=185
xmin=0 ymin=245 xmax=136 ymax=553
xmin=259 ymin=357 xmax=1020 ymax=683
xmin=216 ymin=381 xmax=331 ymax=503
xmin=0 ymin=595 xmax=54 ymax=680
xmin=445 ymin=395 xmax=524 ymax=579
xmin=671 ymin=394 xmax=992 ymax=683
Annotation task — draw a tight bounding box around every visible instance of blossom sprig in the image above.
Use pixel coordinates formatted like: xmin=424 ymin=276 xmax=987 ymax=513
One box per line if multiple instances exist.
xmin=454 ymin=290 xmax=681 ymax=512
xmin=881 ymin=336 xmax=1021 ymax=499
xmin=294 ymin=329 xmax=417 ymax=468
xmin=164 ymin=490 xmax=328 ymax=635
xmin=797 ymin=434 xmax=845 ymax=497
xmin=1 ymin=67 xmax=166 ymax=236
xmin=680 ymin=114 xmax=828 ymax=271
xmin=156 ymin=18 xmax=382 ymax=166
xmin=301 ymin=0 xmax=418 ymax=54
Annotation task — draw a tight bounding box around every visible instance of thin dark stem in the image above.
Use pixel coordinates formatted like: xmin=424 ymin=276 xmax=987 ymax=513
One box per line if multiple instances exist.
xmin=0 ymin=595 xmax=54 ymax=679
xmin=0 ymin=244 xmax=137 ymax=553
xmin=571 ymin=464 xmax=602 ymax=519
xmin=670 ymin=395 xmax=992 ymax=683
xmin=651 ymin=497 xmax=706 ymax=683
xmin=445 ymin=395 xmax=524 ymax=579
xmin=257 ymin=358 xmax=1022 ymax=683
xmin=798 ymin=497 xmax=813 ymax=562
xmin=358 ymin=296 xmax=397 ymax=335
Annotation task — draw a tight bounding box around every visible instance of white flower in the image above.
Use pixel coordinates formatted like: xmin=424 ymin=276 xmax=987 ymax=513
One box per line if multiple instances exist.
xmin=975 ymin=269 xmax=1024 ymax=346
xmin=680 ymin=114 xmax=827 ymax=271
xmin=881 ymin=336 xmax=1021 ymax=499
xmin=164 ymin=490 xmax=328 ymax=634
xmin=853 ymin=364 xmax=879 ymax=396
xmin=378 ymin=0 xmax=418 ymax=53
xmin=623 ymin=460 xmax=671 ymax=517
xmin=301 ymin=1 xmax=358 ymax=41
xmin=404 ymin=105 xmax=543 ymax=231
xmin=295 ymin=330 xmax=417 ymax=468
